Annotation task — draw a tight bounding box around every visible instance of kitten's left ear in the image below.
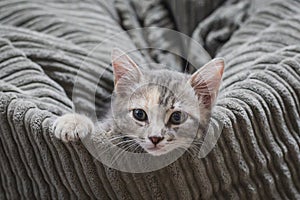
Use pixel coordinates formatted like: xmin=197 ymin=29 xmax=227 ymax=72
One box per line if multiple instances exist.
xmin=111 ymin=48 xmax=142 ymax=88
xmin=189 ymin=58 xmax=224 ymax=108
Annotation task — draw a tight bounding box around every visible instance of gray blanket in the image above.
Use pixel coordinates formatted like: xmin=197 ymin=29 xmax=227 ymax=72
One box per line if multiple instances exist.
xmin=0 ymin=0 xmax=299 ymax=199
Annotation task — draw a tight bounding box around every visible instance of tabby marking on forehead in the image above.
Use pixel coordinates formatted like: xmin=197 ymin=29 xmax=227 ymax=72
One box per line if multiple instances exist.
xmin=158 ymin=86 xmax=174 ymax=107
xmin=129 ymin=86 xmax=161 ymax=110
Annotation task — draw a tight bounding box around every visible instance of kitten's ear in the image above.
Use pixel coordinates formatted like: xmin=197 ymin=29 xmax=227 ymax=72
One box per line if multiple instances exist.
xmin=111 ymin=48 xmax=142 ymax=87
xmin=189 ymin=58 xmax=224 ymax=108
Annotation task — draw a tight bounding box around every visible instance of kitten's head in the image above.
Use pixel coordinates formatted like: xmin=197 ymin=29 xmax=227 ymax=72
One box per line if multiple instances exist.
xmin=110 ymin=49 xmax=224 ymax=156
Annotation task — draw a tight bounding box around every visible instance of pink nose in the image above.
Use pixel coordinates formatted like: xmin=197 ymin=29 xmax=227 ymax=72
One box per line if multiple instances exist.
xmin=148 ymin=136 xmax=164 ymax=145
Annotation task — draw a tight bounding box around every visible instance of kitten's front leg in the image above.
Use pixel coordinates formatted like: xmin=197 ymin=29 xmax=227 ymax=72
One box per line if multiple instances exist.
xmin=52 ymin=113 xmax=94 ymax=142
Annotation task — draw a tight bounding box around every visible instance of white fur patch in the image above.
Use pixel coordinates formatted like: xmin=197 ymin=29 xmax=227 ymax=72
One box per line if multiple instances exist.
xmin=145 ymin=87 xmax=160 ymax=109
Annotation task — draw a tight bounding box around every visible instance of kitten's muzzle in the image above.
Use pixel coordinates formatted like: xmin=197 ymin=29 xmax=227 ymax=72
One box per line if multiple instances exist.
xmin=148 ymin=136 xmax=164 ymax=145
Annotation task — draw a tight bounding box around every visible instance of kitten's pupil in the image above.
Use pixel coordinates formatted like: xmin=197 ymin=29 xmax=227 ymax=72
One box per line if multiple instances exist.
xmin=133 ymin=109 xmax=148 ymax=121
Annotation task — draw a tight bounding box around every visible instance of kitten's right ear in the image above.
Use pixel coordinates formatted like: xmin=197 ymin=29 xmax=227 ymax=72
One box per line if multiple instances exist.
xmin=111 ymin=48 xmax=142 ymax=88
xmin=189 ymin=58 xmax=224 ymax=108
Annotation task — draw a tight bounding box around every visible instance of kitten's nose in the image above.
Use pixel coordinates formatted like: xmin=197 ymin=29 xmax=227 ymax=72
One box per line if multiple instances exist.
xmin=148 ymin=136 xmax=164 ymax=145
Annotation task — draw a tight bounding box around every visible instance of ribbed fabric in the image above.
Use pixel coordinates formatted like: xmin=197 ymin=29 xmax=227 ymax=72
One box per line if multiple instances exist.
xmin=0 ymin=0 xmax=299 ymax=199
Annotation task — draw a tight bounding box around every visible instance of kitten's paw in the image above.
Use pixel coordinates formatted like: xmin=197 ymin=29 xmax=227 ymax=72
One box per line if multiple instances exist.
xmin=53 ymin=113 xmax=94 ymax=142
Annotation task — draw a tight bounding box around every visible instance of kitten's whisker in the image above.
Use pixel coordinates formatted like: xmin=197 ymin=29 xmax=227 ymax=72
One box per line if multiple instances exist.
xmin=176 ymin=143 xmax=198 ymax=155
xmin=109 ymin=142 xmax=133 ymax=164
xmin=110 ymin=142 xmax=137 ymax=166
xmin=108 ymin=134 xmax=138 ymax=142
xmin=175 ymin=148 xmax=193 ymax=158
xmin=109 ymin=147 xmax=125 ymax=166
xmin=178 ymin=146 xmax=194 ymax=156
xmin=108 ymin=138 xmax=136 ymax=145
xmin=113 ymin=140 xmax=135 ymax=146
xmin=99 ymin=135 xmax=141 ymax=160
xmin=108 ymin=136 xmax=125 ymax=140
xmin=123 ymin=134 xmax=139 ymax=138
xmin=123 ymin=142 xmax=138 ymax=153
xmin=131 ymin=143 xmax=142 ymax=154
xmin=112 ymin=134 xmax=139 ymax=139
xmin=96 ymin=139 xmax=135 ymax=159
xmin=118 ymin=140 xmax=136 ymax=149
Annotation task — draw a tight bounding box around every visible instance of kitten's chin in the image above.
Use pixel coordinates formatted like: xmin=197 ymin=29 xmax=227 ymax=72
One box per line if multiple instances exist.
xmin=144 ymin=145 xmax=177 ymax=156
xmin=145 ymin=148 xmax=168 ymax=156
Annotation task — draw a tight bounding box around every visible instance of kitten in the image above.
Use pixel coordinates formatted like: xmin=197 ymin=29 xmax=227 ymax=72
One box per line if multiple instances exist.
xmin=52 ymin=48 xmax=224 ymax=156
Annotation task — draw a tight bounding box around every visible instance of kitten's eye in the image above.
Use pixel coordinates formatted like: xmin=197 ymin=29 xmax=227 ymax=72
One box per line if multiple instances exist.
xmin=169 ymin=111 xmax=187 ymax=125
xmin=132 ymin=109 xmax=148 ymax=121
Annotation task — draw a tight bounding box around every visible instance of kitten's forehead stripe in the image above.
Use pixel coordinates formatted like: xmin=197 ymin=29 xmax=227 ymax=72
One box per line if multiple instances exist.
xmin=158 ymin=86 xmax=175 ymax=107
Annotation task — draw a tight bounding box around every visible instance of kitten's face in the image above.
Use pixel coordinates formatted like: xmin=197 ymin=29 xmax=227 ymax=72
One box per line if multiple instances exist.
xmin=111 ymin=49 xmax=224 ymax=156
xmin=112 ymin=73 xmax=201 ymax=156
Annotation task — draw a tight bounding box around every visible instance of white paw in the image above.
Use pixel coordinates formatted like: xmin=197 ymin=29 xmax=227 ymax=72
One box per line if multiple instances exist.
xmin=52 ymin=113 xmax=94 ymax=142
